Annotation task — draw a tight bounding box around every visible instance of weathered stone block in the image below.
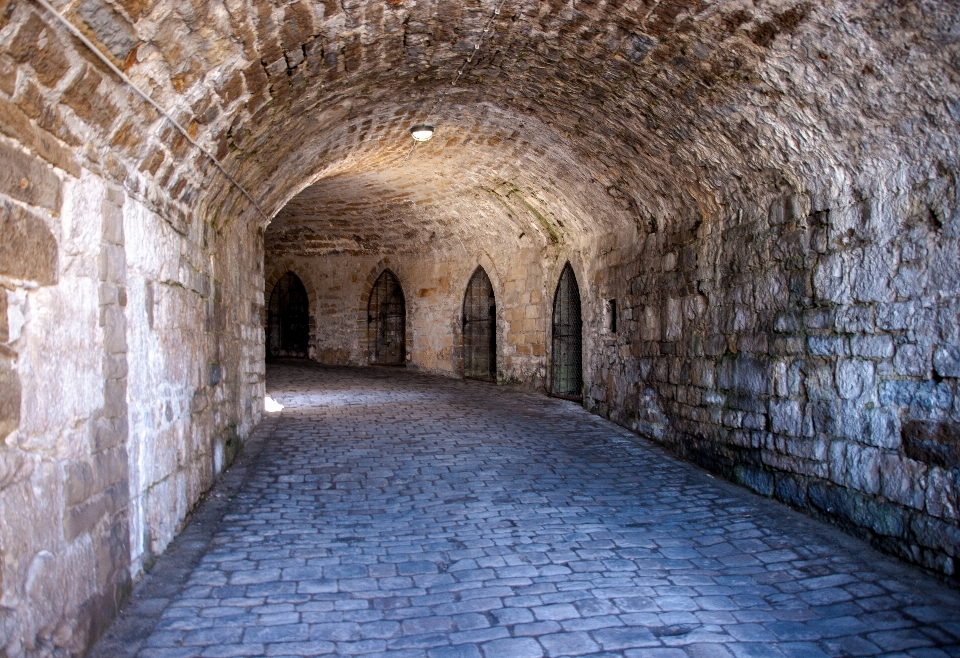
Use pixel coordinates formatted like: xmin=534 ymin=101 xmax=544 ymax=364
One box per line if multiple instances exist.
xmin=868 ymin=408 xmax=901 ymax=449
xmin=877 ymin=301 xmax=919 ymax=332
xmin=925 ymin=467 xmax=959 ymax=521
xmin=828 ymin=440 xmax=847 ymax=484
xmin=837 ymin=403 xmax=868 ymax=442
xmin=76 ymin=0 xmax=138 ymax=61
xmin=63 ymin=490 xmax=108 ymax=541
xmin=807 ymin=335 xmax=848 ymax=357
xmin=813 ymin=253 xmax=844 ymax=302
xmin=61 ymin=66 xmax=119 ymax=134
xmin=804 ymin=307 xmax=834 ymax=330
xmin=910 ymin=515 xmax=960 ymax=555
xmin=90 ymin=417 xmax=126 ymax=453
xmin=0 ymin=143 xmax=62 ymax=213
xmin=770 ymin=399 xmax=802 ymax=436
xmin=0 ymin=96 xmax=80 ymax=177
xmin=9 ymin=14 xmax=71 ymax=86
xmin=0 ymin=200 xmax=58 ymax=285
xmin=880 ymin=453 xmax=927 ymax=510
xmin=805 ymin=364 xmax=837 ymax=401
xmin=734 ymin=464 xmax=774 ymax=496
xmin=0 ymin=290 xmax=6 ymax=343
xmin=937 ymin=304 xmax=960 ymax=344
xmin=102 ymin=203 xmax=124 ymax=245
xmin=851 ymin=334 xmax=894 ymax=359
xmin=64 ymin=460 xmax=96 ymax=506
xmin=835 ymin=359 xmax=874 ymax=400
xmin=718 ymin=354 xmax=772 ymax=396
xmin=845 ymin=444 xmax=881 ymax=495
xmin=851 ymin=246 xmax=895 ymax=302
xmin=902 ymin=420 xmax=960 ymax=470
xmin=0 ymin=54 xmax=15 ymax=96
xmin=664 ymin=297 xmax=682 ymax=342
xmin=933 ymin=346 xmax=960 ymax=379
xmin=98 ymin=243 xmax=126 ymax=283
xmin=894 ymin=344 xmax=928 ymax=377
xmin=836 ymin=305 xmax=873 ymax=333
xmin=0 ymin=352 xmax=20 ymax=441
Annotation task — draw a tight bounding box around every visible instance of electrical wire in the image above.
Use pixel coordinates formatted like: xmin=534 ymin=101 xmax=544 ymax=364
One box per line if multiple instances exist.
xmin=401 ymin=0 xmax=509 ymax=164
xmin=30 ymin=0 xmax=270 ymax=223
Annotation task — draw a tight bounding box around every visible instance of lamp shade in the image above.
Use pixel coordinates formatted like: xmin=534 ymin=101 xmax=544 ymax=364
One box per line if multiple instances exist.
xmin=410 ymin=124 xmax=435 ymax=142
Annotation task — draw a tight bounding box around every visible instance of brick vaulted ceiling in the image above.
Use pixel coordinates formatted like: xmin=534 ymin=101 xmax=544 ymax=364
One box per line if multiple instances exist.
xmin=12 ymin=0 xmax=960 ymax=256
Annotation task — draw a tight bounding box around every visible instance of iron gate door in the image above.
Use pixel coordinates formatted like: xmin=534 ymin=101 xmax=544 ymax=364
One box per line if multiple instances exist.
xmin=463 ymin=267 xmax=496 ymax=380
xmin=267 ymin=272 xmax=309 ymax=358
xmin=551 ymin=263 xmax=582 ymax=398
xmin=368 ymin=270 xmax=406 ymax=365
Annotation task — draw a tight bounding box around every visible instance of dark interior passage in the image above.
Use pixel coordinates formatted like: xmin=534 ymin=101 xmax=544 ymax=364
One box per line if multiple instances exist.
xmin=267 ymin=272 xmax=310 ymax=358
xmin=463 ymin=266 xmax=497 ymax=381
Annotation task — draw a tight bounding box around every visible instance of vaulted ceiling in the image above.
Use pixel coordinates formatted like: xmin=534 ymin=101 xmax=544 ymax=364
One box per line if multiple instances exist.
xmin=35 ymin=0 xmax=960 ymax=254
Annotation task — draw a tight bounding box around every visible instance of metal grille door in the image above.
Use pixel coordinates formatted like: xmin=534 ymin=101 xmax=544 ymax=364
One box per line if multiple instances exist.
xmin=267 ymin=272 xmax=309 ymax=358
xmin=368 ymin=270 xmax=406 ymax=365
xmin=551 ymin=263 xmax=582 ymax=398
xmin=463 ymin=267 xmax=497 ymax=381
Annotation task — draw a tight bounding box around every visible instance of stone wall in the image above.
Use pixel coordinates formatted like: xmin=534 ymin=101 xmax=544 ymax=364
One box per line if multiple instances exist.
xmin=0 ymin=170 xmax=263 ymax=655
xmin=586 ymin=178 xmax=960 ymax=579
xmin=0 ymin=5 xmax=264 ymax=655
xmin=264 ymin=243 xmax=566 ymax=389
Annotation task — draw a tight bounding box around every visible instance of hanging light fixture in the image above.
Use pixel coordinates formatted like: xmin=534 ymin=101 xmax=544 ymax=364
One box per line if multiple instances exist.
xmin=410 ymin=124 xmax=435 ymax=142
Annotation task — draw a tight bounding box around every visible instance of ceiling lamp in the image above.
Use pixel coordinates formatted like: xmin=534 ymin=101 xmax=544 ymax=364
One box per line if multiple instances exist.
xmin=410 ymin=124 xmax=435 ymax=142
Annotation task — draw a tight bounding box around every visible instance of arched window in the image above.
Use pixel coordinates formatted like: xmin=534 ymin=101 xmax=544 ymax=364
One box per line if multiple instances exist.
xmin=463 ymin=266 xmax=497 ymax=381
xmin=368 ymin=270 xmax=406 ymax=365
xmin=267 ymin=272 xmax=309 ymax=358
xmin=551 ymin=263 xmax=582 ymax=399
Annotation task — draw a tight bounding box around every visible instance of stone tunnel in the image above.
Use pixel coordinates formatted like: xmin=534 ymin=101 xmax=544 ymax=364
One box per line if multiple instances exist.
xmin=0 ymin=0 xmax=959 ymax=653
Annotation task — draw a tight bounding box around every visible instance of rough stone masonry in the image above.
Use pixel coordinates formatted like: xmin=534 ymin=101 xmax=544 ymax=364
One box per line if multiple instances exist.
xmin=0 ymin=0 xmax=959 ymax=654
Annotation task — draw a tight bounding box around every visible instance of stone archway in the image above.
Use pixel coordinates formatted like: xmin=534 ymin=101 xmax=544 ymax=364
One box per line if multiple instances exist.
xmin=462 ymin=266 xmax=497 ymax=381
xmin=367 ymin=269 xmax=406 ymax=365
xmin=266 ymin=272 xmax=310 ymax=358
xmin=551 ymin=263 xmax=583 ymax=399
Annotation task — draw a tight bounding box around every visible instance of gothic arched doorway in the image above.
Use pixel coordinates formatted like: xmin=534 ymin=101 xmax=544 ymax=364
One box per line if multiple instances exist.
xmin=551 ymin=263 xmax=583 ymax=399
xmin=368 ymin=270 xmax=406 ymax=365
xmin=463 ymin=266 xmax=497 ymax=381
xmin=267 ymin=272 xmax=310 ymax=358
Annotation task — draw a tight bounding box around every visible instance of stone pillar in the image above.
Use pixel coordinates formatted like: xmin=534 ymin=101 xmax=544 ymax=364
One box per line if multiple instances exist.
xmin=66 ymin=184 xmax=132 ymax=641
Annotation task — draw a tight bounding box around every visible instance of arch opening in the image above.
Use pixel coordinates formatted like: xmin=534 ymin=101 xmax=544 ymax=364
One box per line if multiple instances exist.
xmin=551 ymin=263 xmax=583 ymax=400
xmin=462 ymin=266 xmax=497 ymax=381
xmin=267 ymin=272 xmax=310 ymax=359
xmin=368 ymin=270 xmax=406 ymax=366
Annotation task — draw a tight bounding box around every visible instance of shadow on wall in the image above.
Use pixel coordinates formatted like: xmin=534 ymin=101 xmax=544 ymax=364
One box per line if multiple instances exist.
xmin=587 ymin=190 xmax=960 ymax=581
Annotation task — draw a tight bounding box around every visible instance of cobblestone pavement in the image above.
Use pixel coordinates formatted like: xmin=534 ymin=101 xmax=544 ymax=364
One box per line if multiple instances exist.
xmin=93 ymin=362 xmax=960 ymax=658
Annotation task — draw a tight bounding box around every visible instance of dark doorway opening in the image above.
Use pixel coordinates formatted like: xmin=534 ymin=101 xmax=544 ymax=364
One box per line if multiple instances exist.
xmin=551 ymin=263 xmax=583 ymax=400
xmin=267 ymin=272 xmax=310 ymax=358
xmin=368 ymin=270 xmax=406 ymax=365
xmin=463 ymin=266 xmax=497 ymax=381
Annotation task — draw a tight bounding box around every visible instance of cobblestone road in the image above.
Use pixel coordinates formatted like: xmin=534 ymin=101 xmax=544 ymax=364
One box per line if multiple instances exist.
xmin=93 ymin=362 xmax=960 ymax=658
